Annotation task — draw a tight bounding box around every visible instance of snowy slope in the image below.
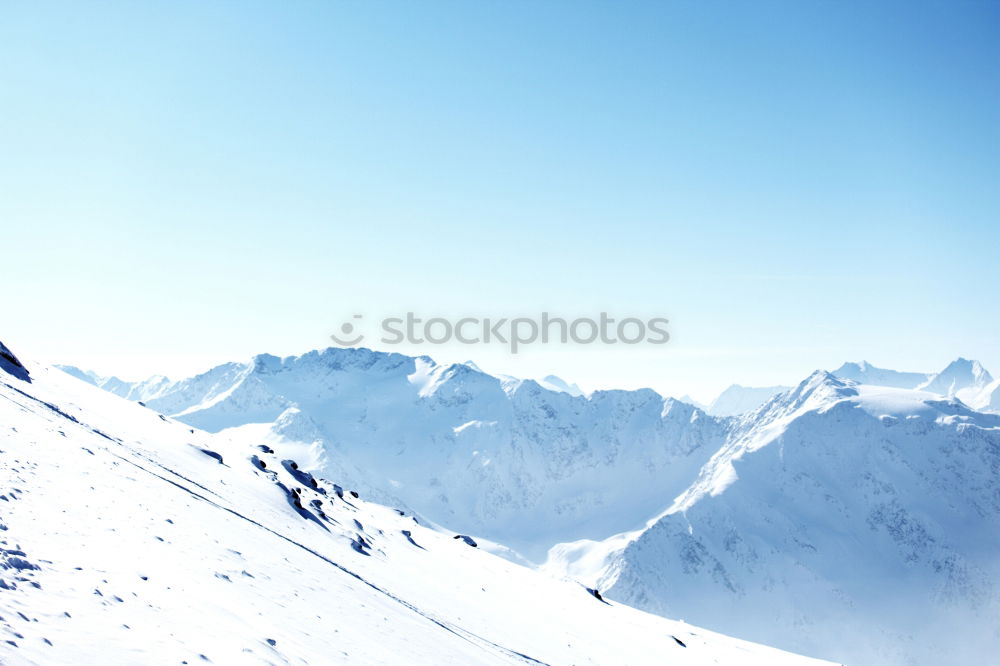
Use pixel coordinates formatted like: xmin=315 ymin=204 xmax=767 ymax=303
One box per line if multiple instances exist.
xmin=705 ymin=384 xmax=790 ymax=417
xmin=547 ymin=372 xmax=1000 ymax=666
xmin=0 ymin=344 xmax=830 ymax=666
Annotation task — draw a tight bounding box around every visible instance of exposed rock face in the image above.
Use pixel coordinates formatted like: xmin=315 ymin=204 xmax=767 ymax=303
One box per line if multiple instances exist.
xmin=0 ymin=340 xmax=29 ymax=382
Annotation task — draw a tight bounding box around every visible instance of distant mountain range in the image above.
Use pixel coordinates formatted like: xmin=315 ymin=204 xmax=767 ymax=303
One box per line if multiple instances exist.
xmin=668 ymin=357 xmax=996 ymax=417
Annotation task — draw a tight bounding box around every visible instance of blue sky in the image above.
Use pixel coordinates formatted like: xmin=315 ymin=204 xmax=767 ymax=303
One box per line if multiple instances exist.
xmin=2 ymin=1 xmax=998 ymax=400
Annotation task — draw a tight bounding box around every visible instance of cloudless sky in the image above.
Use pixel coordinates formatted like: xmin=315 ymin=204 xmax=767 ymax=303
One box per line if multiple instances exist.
xmin=2 ymin=1 xmax=998 ymax=401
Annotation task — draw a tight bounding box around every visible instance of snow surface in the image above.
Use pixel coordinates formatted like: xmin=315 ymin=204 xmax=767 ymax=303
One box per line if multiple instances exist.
xmin=0 ymin=346 xmax=830 ymax=666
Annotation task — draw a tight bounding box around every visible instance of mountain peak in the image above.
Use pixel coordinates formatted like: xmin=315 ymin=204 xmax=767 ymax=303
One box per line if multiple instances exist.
xmin=798 ymin=369 xmax=852 ymax=394
xmin=918 ymin=357 xmax=993 ymax=396
xmin=943 ymin=357 xmax=988 ymax=376
xmin=251 ymin=352 xmax=283 ymax=371
xmin=768 ymin=370 xmax=857 ymax=413
xmin=833 ymin=360 xmax=870 ymax=373
xmin=537 ymin=374 xmax=584 ymax=397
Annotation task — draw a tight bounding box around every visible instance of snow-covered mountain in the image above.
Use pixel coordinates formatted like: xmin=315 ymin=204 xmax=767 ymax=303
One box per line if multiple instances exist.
xmin=705 ymin=384 xmax=790 ymax=416
xmin=58 ymin=348 xmax=1000 ymax=664
xmin=59 ymin=350 xmax=727 ymax=559
xmin=917 ymin=357 xmax=993 ymax=402
xmin=1 ymin=342 xmax=828 ymax=666
xmin=746 ymin=358 xmax=998 ymax=416
xmin=547 ymin=372 xmax=1000 ymax=666
xmin=674 ymin=394 xmax=708 ymax=411
xmin=536 ymin=374 xmax=585 ymax=397
xmin=974 ymin=379 xmax=1000 ymax=412
xmin=832 ymin=358 xmax=997 ymax=412
xmin=831 ymin=360 xmax=928 ymax=389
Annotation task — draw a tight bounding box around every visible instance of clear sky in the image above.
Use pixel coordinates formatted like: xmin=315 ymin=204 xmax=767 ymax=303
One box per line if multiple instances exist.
xmin=2 ymin=1 xmax=998 ymax=402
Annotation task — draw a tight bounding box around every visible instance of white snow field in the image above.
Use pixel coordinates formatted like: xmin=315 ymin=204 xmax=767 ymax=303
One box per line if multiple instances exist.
xmin=0 ymin=344 xmax=831 ymax=666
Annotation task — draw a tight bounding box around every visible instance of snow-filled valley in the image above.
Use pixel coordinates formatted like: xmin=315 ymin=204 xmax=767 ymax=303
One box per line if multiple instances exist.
xmin=0 ymin=341 xmax=833 ymax=665
xmin=51 ymin=346 xmax=1000 ymax=665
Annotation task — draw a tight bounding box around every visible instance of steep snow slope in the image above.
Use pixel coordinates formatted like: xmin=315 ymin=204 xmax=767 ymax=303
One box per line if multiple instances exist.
xmin=706 ymin=384 xmax=790 ymax=417
xmin=59 ymin=349 xmax=727 ymax=559
xmin=548 ymin=372 xmax=1000 ymax=666
xmin=0 ymin=345 xmax=832 ymax=666
xmin=831 ymin=361 xmax=928 ymax=389
xmin=971 ymin=378 xmax=1000 ymax=413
